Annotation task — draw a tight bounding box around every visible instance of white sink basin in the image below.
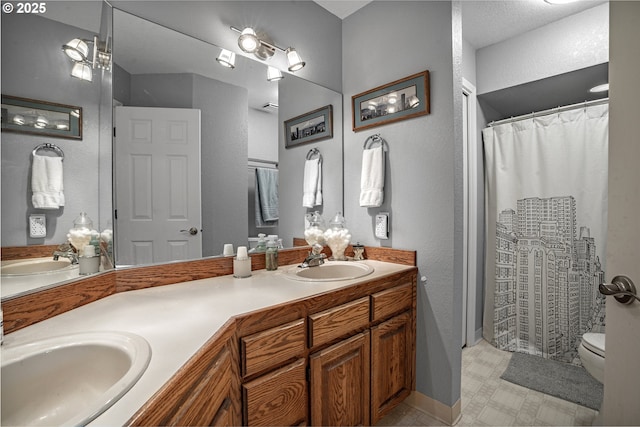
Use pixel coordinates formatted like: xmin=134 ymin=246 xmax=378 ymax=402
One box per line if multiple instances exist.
xmin=1 ymin=257 xmax=78 ymax=276
xmin=1 ymin=331 xmax=151 ymax=427
xmin=285 ymin=261 xmax=374 ymax=282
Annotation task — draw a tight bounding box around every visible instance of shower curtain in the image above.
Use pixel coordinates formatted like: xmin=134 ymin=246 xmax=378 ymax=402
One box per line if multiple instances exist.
xmin=482 ymin=102 xmax=608 ymax=363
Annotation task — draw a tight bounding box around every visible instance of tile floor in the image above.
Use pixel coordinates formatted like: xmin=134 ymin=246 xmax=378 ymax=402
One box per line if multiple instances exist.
xmin=377 ymin=340 xmax=599 ymax=426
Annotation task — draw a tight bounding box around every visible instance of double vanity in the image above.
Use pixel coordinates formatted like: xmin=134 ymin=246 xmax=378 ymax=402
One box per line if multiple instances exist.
xmin=1 ymin=246 xmax=417 ymax=426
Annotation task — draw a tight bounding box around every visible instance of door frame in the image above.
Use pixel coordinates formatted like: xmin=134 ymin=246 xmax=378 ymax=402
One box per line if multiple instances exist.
xmin=462 ymin=78 xmax=479 ymax=347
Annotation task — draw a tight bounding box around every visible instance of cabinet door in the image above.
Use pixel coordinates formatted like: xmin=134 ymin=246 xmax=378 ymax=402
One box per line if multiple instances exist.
xmin=370 ymin=311 xmax=413 ymax=424
xmin=310 ymin=331 xmax=370 ymax=426
xmin=166 ymin=344 xmax=235 ymax=426
xmin=243 ymin=358 xmax=307 ymax=426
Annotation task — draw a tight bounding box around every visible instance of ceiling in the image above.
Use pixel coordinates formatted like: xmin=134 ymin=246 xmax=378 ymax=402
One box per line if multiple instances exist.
xmin=314 ymin=0 xmax=607 ymax=49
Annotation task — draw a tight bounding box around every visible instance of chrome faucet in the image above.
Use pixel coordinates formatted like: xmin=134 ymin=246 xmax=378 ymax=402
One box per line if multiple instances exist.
xmin=53 ymin=242 xmax=79 ymax=264
xmin=300 ymin=243 xmax=326 ymax=268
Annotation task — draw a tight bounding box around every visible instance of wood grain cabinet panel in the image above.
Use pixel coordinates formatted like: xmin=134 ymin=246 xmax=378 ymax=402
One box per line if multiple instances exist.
xmin=241 ymin=318 xmax=305 ymax=377
xmin=370 ymin=282 xmax=413 ymax=322
xmin=242 ymin=358 xmax=308 ymax=426
xmin=370 ymin=311 xmax=413 ymax=424
xmin=308 ymin=296 xmax=369 ymax=348
xmin=310 ymin=331 xmax=370 ymax=426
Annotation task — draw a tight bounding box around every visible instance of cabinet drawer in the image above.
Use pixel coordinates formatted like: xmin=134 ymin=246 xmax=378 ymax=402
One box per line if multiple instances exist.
xmin=371 ymin=282 xmax=413 ymax=322
xmin=242 ymin=358 xmax=307 ymax=426
xmin=241 ymin=318 xmax=305 ymax=377
xmin=309 ymin=297 xmax=369 ymax=348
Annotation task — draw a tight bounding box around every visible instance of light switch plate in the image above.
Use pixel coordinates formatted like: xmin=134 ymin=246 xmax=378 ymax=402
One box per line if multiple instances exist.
xmin=375 ymin=212 xmax=389 ymax=239
xmin=29 ymin=214 xmax=46 ymax=238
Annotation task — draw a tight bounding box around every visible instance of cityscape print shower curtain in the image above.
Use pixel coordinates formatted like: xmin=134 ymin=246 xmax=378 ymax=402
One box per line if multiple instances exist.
xmin=482 ymin=103 xmax=608 ymax=363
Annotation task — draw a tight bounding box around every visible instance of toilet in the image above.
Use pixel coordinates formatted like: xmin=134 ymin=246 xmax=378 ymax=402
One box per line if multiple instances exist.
xmin=578 ymin=332 xmax=605 ymax=383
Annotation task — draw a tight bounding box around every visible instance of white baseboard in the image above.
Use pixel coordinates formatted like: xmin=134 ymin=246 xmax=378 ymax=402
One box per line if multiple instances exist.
xmin=404 ymin=391 xmax=461 ymax=426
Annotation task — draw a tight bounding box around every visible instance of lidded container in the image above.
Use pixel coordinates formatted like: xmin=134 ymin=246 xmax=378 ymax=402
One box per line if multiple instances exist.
xmin=73 ymin=212 xmax=93 ymax=230
xmin=304 ymin=211 xmax=326 ymax=246
xmin=324 ymin=212 xmax=351 ymax=261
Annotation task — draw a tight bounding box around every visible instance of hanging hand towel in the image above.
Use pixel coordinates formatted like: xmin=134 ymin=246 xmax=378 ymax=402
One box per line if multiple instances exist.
xmin=303 ymin=158 xmax=322 ymax=208
xmin=255 ymin=167 xmax=279 ymax=227
xmin=31 ymin=154 xmax=65 ymax=209
xmin=359 ymin=146 xmax=384 ymax=207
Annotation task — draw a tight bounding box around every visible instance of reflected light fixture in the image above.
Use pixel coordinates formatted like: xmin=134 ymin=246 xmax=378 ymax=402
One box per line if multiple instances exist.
xmin=35 ymin=115 xmax=49 ymax=129
xmin=267 ymin=66 xmax=284 ymax=82
xmin=589 ymin=83 xmax=609 ymax=93
xmin=12 ymin=114 xmax=25 ymax=125
xmin=408 ymin=95 xmax=420 ymax=108
xmin=230 ymin=26 xmax=306 ymax=72
xmin=216 ymin=49 xmax=236 ymax=68
xmin=62 ymin=35 xmax=111 ymax=81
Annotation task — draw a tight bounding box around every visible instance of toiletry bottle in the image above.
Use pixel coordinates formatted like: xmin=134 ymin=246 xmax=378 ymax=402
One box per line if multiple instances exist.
xmin=90 ymin=233 xmax=101 ymax=257
xmin=265 ymin=236 xmax=279 ymax=271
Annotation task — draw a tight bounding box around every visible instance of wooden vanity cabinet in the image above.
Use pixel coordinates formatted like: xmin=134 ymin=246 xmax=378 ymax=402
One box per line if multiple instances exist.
xmin=129 ymin=268 xmax=416 ymax=427
xmin=128 ymin=325 xmax=240 ymax=427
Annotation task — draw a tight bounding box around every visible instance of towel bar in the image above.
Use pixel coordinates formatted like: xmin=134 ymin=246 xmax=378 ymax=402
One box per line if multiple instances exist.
xmin=306 ymin=147 xmax=322 ymax=161
xmin=363 ymin=134 xmax=386 ymax=149
xmin=32 ymin=143 xmax=64 ymax=161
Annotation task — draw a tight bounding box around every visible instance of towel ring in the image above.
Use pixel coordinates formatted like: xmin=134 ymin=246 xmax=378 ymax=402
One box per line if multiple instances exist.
xmin=363 ymin=134 xmax=387 ymax=150
xmin=32 ymin=143 xmax=64 ymax=161
xmin=306 ymin=147 xmax=322 ymax=161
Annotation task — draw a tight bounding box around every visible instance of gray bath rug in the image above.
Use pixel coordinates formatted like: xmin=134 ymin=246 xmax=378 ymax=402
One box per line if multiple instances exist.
xmin=500 ymin=352 xmax=603 ymax=410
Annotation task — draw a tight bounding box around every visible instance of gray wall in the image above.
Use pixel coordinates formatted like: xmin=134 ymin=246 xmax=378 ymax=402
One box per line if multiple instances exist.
xmin=343 ymin=1 xmax=463 ymax=407
xmin=476 ymin=3 xmax=608 ymax=95
xmin=1 ymin=13 xmax=103 ymax=246
xmin=122 ymin=72 xmax=249 ymax=256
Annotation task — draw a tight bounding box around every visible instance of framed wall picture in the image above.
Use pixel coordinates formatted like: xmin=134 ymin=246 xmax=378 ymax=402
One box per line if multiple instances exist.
xmin=284 ymin=104 xmax=333 ymax=148
xmin=1 ymin=95 xmax=83 ymax=140
xmin=352 ymin=70 xmax=430 ymax=132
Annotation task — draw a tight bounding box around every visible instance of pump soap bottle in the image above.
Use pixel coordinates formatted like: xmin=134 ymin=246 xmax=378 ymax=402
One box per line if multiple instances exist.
xmin=265 ymin=236 xmax=279 ymax=271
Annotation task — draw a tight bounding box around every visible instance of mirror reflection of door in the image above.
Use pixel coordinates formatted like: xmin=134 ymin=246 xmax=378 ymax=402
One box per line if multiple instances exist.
xmin=115 ymin=106 xmax=202 ymax=265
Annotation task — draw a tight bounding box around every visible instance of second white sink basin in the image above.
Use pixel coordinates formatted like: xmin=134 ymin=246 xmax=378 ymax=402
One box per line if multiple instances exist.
xmin=0 ymin=257 xmax=78 ymax=276
xmin=285 ymin=261 xmax=374 ymax=282
xmin=1 ymin=331 xmax=151 ymax=427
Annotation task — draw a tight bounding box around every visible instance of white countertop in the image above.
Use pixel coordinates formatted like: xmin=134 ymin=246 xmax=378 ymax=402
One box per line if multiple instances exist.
xmin=2 ymin=260 xmax=413 ymax=426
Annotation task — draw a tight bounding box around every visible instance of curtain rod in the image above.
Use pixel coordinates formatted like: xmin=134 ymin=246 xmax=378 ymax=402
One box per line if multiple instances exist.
xmin=488 ymin=98 xmax=609 ymax=127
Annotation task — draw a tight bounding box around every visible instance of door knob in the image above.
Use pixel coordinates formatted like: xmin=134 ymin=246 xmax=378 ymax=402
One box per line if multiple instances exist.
xmin=599 ymin=275 xmax=639 ymax=304
xmin=180 ymin=227 xmax=199 ymax=236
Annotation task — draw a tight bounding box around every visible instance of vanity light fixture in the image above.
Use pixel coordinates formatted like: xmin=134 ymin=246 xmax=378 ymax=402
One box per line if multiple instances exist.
xmin=408 ymin=95 xmax=420 ymax=108
xmin=62 ymin=35 xmax=111 ymax=82
xmin=216 ymin=49 xmax=236 ymax=68
xmin=267 ymin=66 xmax=284 ymax=81
xmin=12 ymin=114 xmax=25 ymax=125
xmin=230 ymin=26 xmax=306 ymax=72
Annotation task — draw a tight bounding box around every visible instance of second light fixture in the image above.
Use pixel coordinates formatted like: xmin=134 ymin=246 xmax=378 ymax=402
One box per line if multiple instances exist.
xmin=231 ymin=26 xmax=306 ymax=72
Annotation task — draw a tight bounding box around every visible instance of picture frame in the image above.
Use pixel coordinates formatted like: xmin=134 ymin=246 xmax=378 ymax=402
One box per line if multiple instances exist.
xmin=1 ymin=94 xmax=83 ymax=140
xmin=284 ymin=104 xmax=333 ymax=148
xmin=352 ymin=70 xmax=430 ymax=132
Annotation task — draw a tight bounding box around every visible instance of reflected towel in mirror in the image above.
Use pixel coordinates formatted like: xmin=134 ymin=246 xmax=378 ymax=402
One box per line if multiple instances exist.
xmin=31 ymin=154 xmax=65 ymax=209
xmin=303 ymin=158 xmax=322 ymax=208
xmin=255 ymin=168 xmax=279 ymax=227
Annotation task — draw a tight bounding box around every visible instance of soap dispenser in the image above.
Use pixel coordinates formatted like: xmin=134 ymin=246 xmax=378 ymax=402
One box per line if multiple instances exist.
xmin=265 ymin=236 xmax=279 ymax=271
xmin=251 ymin=233 xmax=267 ymax=253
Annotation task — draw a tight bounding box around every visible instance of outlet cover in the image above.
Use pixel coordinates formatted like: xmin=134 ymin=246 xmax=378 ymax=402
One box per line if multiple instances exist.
xmin=29 ymin=214 xmax=46 ymax=238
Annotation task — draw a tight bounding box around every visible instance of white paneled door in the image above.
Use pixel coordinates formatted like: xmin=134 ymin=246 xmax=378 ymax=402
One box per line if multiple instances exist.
xmin=115 ymin=106 xmax=201 ymax=266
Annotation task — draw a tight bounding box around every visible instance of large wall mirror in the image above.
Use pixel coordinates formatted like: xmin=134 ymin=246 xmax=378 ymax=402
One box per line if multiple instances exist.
xmin=1 ymin=1 xmax=343 ymax=299
xmin=1 ymin=1 xmax=113 ymax=299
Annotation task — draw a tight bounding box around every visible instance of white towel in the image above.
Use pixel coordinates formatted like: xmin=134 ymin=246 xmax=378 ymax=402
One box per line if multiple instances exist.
xmin=303 ymin=158 xmax=322 ymax=208
xmin=31 ymin=154 xmax=65 ymax=209
xmin=359 ymin=146 xmax=384 ymax=207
